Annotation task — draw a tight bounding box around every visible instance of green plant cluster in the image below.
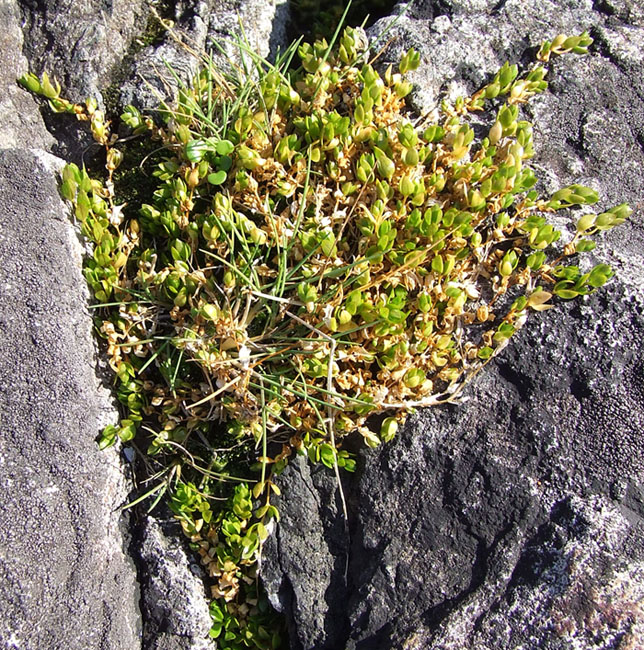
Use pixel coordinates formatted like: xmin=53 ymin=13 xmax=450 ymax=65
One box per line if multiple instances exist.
xmin=20 ymin=20 xmax=629 ymax=650
xmin=171 ymin=482 xmax=280 ymax=646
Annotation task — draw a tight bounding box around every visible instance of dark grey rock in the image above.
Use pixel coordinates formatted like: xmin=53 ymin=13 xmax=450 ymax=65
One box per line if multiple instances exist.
xmin=0 ymin=148 xmax=140 ymax=649
xmin=337 ymin=283 xmax=644 ymax=649
xmin=118 ymin=0 xmax=211 ymax=112
xmin=138 ymin=516 xmax=214 ymax=650
xmin=263 ymin=457 xmax=349 ymax=650
xmin=261 ymin=1 xmax=644 ymax=648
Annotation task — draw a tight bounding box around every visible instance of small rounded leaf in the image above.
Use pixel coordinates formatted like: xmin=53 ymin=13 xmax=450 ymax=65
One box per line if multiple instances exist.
xmin=207 ymin=170 xmax=227 ymax=185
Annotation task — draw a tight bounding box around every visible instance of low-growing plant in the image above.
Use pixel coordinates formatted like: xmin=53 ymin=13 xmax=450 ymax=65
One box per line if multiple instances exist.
xmin=21 ymin=14 xmax=630 ymax=649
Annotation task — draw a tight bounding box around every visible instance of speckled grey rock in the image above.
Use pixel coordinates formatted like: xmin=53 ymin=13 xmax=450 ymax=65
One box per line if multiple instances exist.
xmin=138 ymin=516 xmax=214 ymax=650
xmin=0 ymin=0 xmax=54 ymax=149
xmin=261 ymin=1 xmax=644 ymax=648
xmin=119 ymin=0 xmax=290 ymax=111
xmin=0 ymin=148 xmax=140 ymax=650
xmin=1 ymin=4 xmax=143 ymax=648
xmin=18 ymin=0 xmax=149 ymax=103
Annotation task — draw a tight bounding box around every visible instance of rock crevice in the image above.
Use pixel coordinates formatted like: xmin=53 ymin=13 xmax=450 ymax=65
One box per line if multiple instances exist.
xmin=2 ymin=1 xmax=644 ymax=649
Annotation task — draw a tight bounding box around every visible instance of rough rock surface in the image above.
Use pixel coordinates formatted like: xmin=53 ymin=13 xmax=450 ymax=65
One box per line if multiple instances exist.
xmin=0 ymin=148 xmax=140 ymax=649
xmin=0 ymin=0 xmax=54 ymax=149
xmin=261 ymin=1 xmax=644 ymax=649
xmin=138 ymin=516 xmax=214 ymax=650
xmin=18 ymin=0 xmax=150 ymax=161
xmin=0 ymin=1 xmax=292 ymax=649
xmin=18 ymin=0 xmax=149 ymax=103
xmin=119 ymin=0 xmax=290 ymax=111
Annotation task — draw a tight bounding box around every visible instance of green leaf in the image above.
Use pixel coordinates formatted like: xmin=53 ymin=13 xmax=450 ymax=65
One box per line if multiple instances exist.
xmin=478 ymin=346 xmax=493 ymax=360
xmin=320 ymin=230 xmax=336 ymax=256
xmin=380 ymin=417 xmax=398 ymax=442
xmin=118 ymin=420 xmax=136 ymax=442
xmin=40 ymin=71 xmax=60 ymax=99
xmin=98 ymin=424 xmax=118 ymax=449
xmin=207 ymin=170 xmax=227 ymax=185
xmin=423 ymin=125 xmax=445 ymax=143
xmin=216 ymin=139 xmax=235 ymax=155
xmin=575 ymin=239 xmax=596 ymax=253
xmin=218 ymin=155 xmax=232 ymax=171
xmin=60 ymin=178 xmax=76 ymax=201
xmin=185 ymin=139 xmax=208 ymax=163
xmin=588 ymin=263 xmax=614 ymax=287
xmin=19 ymin=73 xmax=41 ymax=94
xmin=554 ymin=288 xmax=579 ymax=299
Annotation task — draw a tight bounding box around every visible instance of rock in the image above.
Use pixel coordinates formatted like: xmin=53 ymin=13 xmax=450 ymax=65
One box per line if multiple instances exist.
xmin=119 ymin=0 xmax=290 ymax=111
xmin=1 ymin=5 xmax=144 ymax=649
xmin=261 ymin=1 xmax=644 ymax=648
xmin=0 ymin=148 xmax=140 ymax=649
xmin=442 ymin=495 xmax=644 ymax=649
xmin=17 ymin=0 xmax=150 ymax=160
xmin=138 ymin=516 xmax=214 ymax=650
xmin=206 ymin=0 xmax=290 ymax=65
xmin=338 ymin=284 xmax=644 ymax=649
xmin=18 ymin=0 xmax=149 ymax=104
xmin=118 ymin=1 xmax=211 ymax=112
xmin=0 ymin=0 xmax=54 ymax=149
xmin=262 ymin=457 xmax=350 ymax=650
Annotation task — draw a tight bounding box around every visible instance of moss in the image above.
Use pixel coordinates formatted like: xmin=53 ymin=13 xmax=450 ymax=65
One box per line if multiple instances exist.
xmin=111 ymin=137 xmax=162 ymax=210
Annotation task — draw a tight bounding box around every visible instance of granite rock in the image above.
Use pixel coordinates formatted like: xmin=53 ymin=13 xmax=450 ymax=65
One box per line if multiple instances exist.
xmin=18 ymin=0 xmax=149 ymax=161
xmin=0 ymin=147 xmax=140 ymax=650
xmin=18 ymin=0 xmax=149 ymax=103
